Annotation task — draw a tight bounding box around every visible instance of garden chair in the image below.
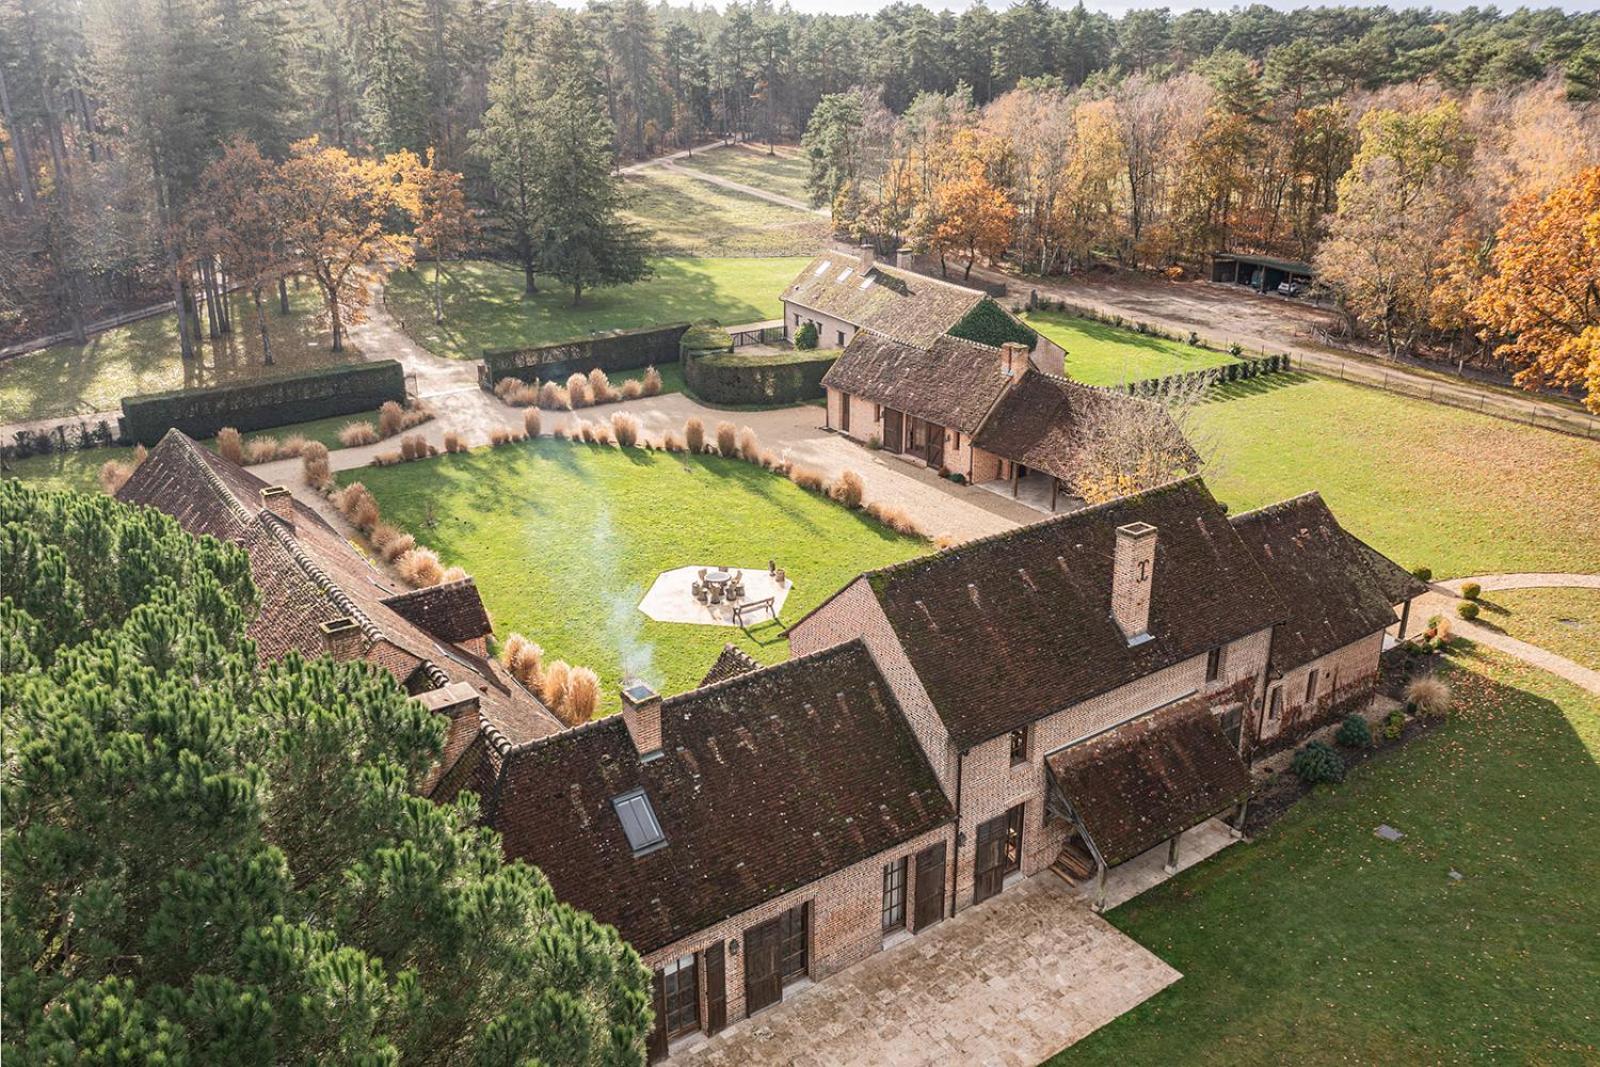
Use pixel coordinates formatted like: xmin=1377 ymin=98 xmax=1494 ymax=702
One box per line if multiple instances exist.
xmin=774 ymin=568 xmax=786 ymax=586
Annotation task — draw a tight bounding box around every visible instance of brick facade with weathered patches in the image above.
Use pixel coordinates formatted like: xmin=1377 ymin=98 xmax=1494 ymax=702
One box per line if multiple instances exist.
xmin=1255 ymin=631 xmax=1384 ymax=751
xmin=641 ymin=823 xmax=953 ymax=1047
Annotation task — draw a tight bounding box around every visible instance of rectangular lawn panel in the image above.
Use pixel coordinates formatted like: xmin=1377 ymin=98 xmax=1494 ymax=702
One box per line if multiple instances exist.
xmin=1052 ymin=646 xmax=1600 ymax=1065
xmin=1023 ymin=311 xmax=1239 ymax=386
xmin=0 ymin=284 xmax=356 ymax=423
xmin=386 ymin=257 xmax=808 ymax=361
xmin=672 ymin=146 xmax=813 ymax=203
xmin=619 ymin=170 xmax=830 ymax=257
xmin=1477 ymin=587 xmax=1600 ymax=672
xmin=1194 ymin=374 xmax=1600 ymax=578
xmin=347 ymin=438 xmax=925 ymax=707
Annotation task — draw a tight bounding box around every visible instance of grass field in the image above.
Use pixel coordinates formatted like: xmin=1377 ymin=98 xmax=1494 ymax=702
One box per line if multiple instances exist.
xmin=346 ymin=439 xmax=925 ymax=706
xmin=1054 ymin=645 xmax=1600 ymax=1065
xmin=620 ymin=169 xmax=829 ymax=257
xmin=1475 ymin=587 xmax=1600 ymax=672
xmin=387 ymin=257 xmax=807 ymax=361
xmin=1023 ymin=310 xmax=1240 ymax=385
xmin=673 ymin=145 xmax=813 ymax=203
xmin=0 ymin=285 xmax=356 ymax=423
xmin=1193 ymin=373 xmax=1600 ymax=578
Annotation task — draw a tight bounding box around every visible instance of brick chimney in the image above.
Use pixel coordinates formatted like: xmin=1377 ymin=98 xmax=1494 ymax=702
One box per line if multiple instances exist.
xmin=1111 ymin=522 xmax=1157 ymax=644
xmin=415 ymin=680 xmax=480 ymax=718
xmin=259 ymin=485 xmax=295 ymax=529
xmin=858 ymin=242 xmax=876 ymax=272
xmin=1000 ymin=341 xmax=1029 ymax=379
xmin=319 ymin=616 xmax=366 ymax=661
xmin=620 ymin=682 xmax=663 ymax=759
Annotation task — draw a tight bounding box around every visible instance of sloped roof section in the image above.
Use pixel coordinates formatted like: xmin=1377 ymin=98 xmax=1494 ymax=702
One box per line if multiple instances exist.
xmin=822 ymin=329 xmax=1011 ymax=435
xmin=381 ymin=578 xmax=493 ymax=645
xmin=1046 ymin=696 xmax=1251 ymax=866
xmin=117 ymin=430 xmax=562 ymax=746
xmin=783 ymin=250 xmax=987 ymax=349
xmin=969 ymin=369 xmax=1197 ymax=493
xmin=860 ymin=477 xmax=1284 ymax=747
xmin=484 ymin=640 xmax=953 ymax=954
xmin=699 ymin=643 xmax=761 ymax=688
xmin=1229 ymin=493 xmax=1425 ymax=675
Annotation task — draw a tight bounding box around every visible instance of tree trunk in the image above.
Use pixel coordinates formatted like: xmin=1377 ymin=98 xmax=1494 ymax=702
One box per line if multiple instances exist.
xmin=201 ymin=263 xmax=221 ymax=339
xmin=279 ymin=276 xmax=289 ymax=313
xmin=522 ymin=254 xmax=537 ymax=296
xmin=0 ymin=67 xmax=35 ymax=210
xmin=253 ymin=287 xmax=274 ymax=365
xmin=173 ymin=270 xmax=195 ymax=361
xmin=433 ymin=262 xmax=444 ymax=324
xmin=329 ymin=291 xmax=343 ymax=352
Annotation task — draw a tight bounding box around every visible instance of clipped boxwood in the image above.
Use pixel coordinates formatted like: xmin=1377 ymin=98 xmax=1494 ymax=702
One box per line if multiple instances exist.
xmin=1456 ymin=600 xmax=1480 ymax=621
xmin=121 ymin=360 xmax=406 ymax=446
xmin=947 ymin=298 xmax=1037 ymax=349
xmin=1460 ymin=581 xmax=1481 ymax=600
xmin=1335 ymin=713 xmax=1371 ymax=748
xmin=1291 ymin=741 xmax=1345 ymax=786
xmin=480 ymin=322 xmax=690 ymax=389
xmin=681 ymin=323 xmax=734 ymax=355
xmin=683 ymin=350 xmax=837 ymax=406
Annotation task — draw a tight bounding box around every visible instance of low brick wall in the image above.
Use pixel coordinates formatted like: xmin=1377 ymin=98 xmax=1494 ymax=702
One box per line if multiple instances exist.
xmin=120 ymin=360 xmax=406 ymax=445
xmin=480 ymin=323 xmax=690 ymax=390
xmin=683 ymin=351 xmax=837 ymax=406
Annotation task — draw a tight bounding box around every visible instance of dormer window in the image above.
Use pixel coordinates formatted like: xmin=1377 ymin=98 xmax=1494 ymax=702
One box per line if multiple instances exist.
xmin=613 ymin=789 xmax=666 ymax=855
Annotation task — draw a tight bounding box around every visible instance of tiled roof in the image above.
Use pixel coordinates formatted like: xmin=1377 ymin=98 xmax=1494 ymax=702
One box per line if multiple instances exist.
xmin=381 ymin=579 xmax=493 ymax=644
xmin=1229 ymin=493 xmax=1425 ymax=675
xmin=699 ymin=643 xmax=761 ymax=688
xmin=482 ymin=640 xmax=953 ymax=954
xmin=854 ymin=477 xmax=1285 ymax=748
xmin=1046 ymin=695 xmax=1251 ymax=866
xmin=116 ymin=431 xmax=562 ymax=745
xmin=783 ymin=250 xmax=986 ymax=349
xmin=822 ymin=329 xmax=1011 ymax=435
xmin=969 ymin=370 xmax=1198 ymax=492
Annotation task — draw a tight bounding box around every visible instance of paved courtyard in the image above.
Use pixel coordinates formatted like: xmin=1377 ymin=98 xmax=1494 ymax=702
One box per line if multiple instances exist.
xmin=671 ymin=873 xmax=1180 ymax=1067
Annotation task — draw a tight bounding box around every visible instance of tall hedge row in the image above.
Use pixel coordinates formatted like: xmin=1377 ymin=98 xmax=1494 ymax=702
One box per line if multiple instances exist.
xmin=479 ymin=323 xmax=690 ymax=390
xmin=683 ymin=351 xmax=838 ymax=406
xmin=120 ymin=360 xmax=407 ymax=445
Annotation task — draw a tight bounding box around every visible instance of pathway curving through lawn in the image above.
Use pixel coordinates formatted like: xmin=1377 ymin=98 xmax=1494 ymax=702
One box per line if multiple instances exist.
xmin=1414 ymin=573 xmax=1600 ymax=695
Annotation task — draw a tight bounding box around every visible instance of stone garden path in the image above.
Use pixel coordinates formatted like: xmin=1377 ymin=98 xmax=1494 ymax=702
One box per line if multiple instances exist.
xmin=1411 ymin=573 xmax=1600 ymax=696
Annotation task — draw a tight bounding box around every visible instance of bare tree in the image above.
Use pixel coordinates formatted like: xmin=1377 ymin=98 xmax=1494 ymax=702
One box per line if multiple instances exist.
xmin=1073 ymin=373 xmax=1215 ymax=505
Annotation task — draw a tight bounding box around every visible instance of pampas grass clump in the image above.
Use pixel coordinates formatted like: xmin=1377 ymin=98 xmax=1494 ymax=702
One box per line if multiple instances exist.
xmin=369 ymin=450 xmax=401 ymax=467
xmin=494 ymin=377 xmax=520 ymax=402
xmin=217 ymin=427 xmax=243 ymax=464
xmin=562 ymin=666 xmax=600 ymax=724
xmin=788 ymin=464 xmax=825 ymax=492
xmin=1405 ymin=675 xmax=1452 ymax=718
xmin=828 ymin=470 xmax=865 ymax=509
xmin=643 ymin=365 xmax=663 ymax=396
xmin=503 ymin=382 xmax=539 ymax=407
xmin=715 ymin=421 xmax=738 ymax=458
xmin=736 ymin=426 xmax=760 ymax=463
xmin=339 ymin=421 xmax=379 ymax=447
xmin=611 ymin=411 xmax=641 ymax=447
xmin=684 ymin=417 xmax=705 ymax=454
xmin=539 ymin=381 xmax=570 ymax=409
xmin=541 ymin=660 xmax=572 ymax=712
xmin=523 ymin=408 xmax=541 ymax=438
xmin=99 ymin=459 xmax=133 ymax=494
xmin=302 ymin=441 xmax=331 ymax=488
xmin=441 ymin=565 xmax=468 ymax=583
xmin=662 ymin=430 xmax=686 ymax=452
xmin=245 ymin=437 xmax=280 ymax=464
xmin=369 ymin=522 xmax=403 ymax=549
xmin=396 ymin=546 xmax=445 ymax=587
xmin=502 ymin=633 xmax=544 ymax=689
xmin=443 ymin=430 xmax=466 ymax=453
xmin=552 ymin=424 xmax=570 ymax=440
xmin=378 ymin=400 xmax=405 ymax=438
xmin=588 ymin=368 xmax=617 ymax=404
xmin=621 ymin=378 xmax=643 ymax=400
xmin=278 ymin=434 xmax=309 ymax=458
xmin=592 ymin=422 xmax=615 ymax=446
xmin=381 ymin=532 xmax=415 ymax=562
xmin=868 ymin=502 xmax=921 ymax=536
xmin=567 ymin=373 xmax=593 ymax=408
xmin=401 ymin=400 xmax=434 ymax=429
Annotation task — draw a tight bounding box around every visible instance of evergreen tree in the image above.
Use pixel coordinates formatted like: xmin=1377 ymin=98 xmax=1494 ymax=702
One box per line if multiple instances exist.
xmin=0 ymin=481 xmax=652 ymax=1065
xmin=473 ymin=14 xmax=545 ymax=295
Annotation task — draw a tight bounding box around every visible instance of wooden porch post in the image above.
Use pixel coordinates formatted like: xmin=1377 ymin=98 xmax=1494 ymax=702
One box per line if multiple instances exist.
xmin=1050 ymin=477 xmax=1059 ymax=512
xmin=1164 ymin=833 xmax=1181 ymax=874
xmin=1093 ymin=864 xmax=1108 ymax=913
xmin=1231 ymin=798 xmax=1249 ymax=839
xmin=1011 ymin=464 xmax=1020 ymax=498
xmin=1397 ymin=599 xmax=1412 ymax=639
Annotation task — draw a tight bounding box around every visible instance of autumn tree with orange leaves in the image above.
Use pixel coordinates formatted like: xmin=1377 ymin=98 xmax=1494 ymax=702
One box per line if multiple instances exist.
xmin=1469 ymin=167 xmax=1600 ymax=412
xmin=920 ymin=129 xmax=1015 ymax=281
xmin=412 ymin=149 xmax=478 ymax=325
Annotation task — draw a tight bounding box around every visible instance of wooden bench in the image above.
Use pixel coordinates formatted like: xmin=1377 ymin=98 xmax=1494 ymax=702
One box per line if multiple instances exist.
xmin=731 ymin=597 xmax=776 ymax=626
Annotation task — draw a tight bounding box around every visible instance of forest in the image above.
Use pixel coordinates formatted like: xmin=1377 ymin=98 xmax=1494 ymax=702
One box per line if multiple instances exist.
xmin=2 ymin=0 xmax=1598 ymax=396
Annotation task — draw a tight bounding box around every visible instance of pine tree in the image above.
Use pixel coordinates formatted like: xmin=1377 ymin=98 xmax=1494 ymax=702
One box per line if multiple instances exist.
xmin=473 ymin=15 xmax=545 ymax=295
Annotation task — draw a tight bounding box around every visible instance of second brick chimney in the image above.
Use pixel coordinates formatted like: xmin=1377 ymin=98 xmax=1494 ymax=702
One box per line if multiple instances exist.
xmin=620 ymin=682 xmax=663 ymax=759
xmin=1000 ymin=341 xmax=1029 ymax=379
xmin=319 ymin=616 xmax=366 ymax=661
xmin=260 ymin=485 xmax=295 ymax=529
xmin=1111 ymin=522 xmax=1157 ymax=644
xmin=858 ymin=241 xmax=876 ymax=272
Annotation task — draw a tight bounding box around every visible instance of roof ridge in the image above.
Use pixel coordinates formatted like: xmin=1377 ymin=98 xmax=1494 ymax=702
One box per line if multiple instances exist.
xmin=664 ymin=638 xmax=867 ymax=706
xmin=860 ymin=474 xmax=1209 ymax=586
xmin=1227 ymin=491 xmax=1326 ymax=523
xmin=381 ymin=575 xmax=479 ymax=604
xmin=165 ymin=429 xmax=254 ymax=526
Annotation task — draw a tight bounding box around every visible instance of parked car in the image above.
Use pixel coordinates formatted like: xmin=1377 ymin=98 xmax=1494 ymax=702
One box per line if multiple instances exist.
xmin=1277 ymin=280 xmax=1306 ymax=297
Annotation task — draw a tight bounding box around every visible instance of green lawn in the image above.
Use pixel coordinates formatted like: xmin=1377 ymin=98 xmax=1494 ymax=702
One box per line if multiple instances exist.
xmin=1023 ymin=311 xmax=1240 ymax=386
xmin=1193 ymin=374 xmax=1600 ymax=578
xmin=0 ymin=284 xmax=357 ymax=423
xmin=620 ymin=170 xmax=829 ymax=257
xmin=1054 ymin=645 xmax=1600 ymax=1065
xmin=386 ymin=257 xmax=807 ymax=361
xmin=345 ymin=438 xmax=925 ymax=707
xmin=1475 ymin=587 xmax=1600 ymax=672
xmin=673 ymin=146 xmax=813 ymax=203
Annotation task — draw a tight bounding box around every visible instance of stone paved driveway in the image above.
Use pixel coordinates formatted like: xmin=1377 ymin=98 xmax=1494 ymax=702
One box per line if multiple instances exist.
xmin=671 ymin=873 xmax=1179 ymax=1067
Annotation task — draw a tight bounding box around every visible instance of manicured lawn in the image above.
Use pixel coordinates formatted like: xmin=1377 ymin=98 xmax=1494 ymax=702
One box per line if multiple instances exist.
xmin=673 ymin=145 xmax=813 ymax=203
xmin=385 ymin=257 xmax=807 ymax=361
xmin=1023 ymin=311 xmax=1239 ymax=386
xmin=346 ymin=439 xmax=926 ymax=707
xmin=0 ymin=284 xmax=357 ymax=423
xmin=620 ymin=170 xmax=829 ymax=257
xmin=1053 ymin=645 xmax=1600 ymax=1065
xmin=1192 ymin=374 xmax=1600 ymax=578
xmin=1476 ymin=587 xmax=1600 ymax=672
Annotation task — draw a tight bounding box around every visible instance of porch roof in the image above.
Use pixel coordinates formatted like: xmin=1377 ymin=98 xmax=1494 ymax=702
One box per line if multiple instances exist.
xmin=1046 ymin=696 xmax=1251 ymax=867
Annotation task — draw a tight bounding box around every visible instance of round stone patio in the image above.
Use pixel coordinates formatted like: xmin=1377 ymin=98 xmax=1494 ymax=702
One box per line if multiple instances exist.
xmin=637 ymin=565 xmax=792 ymax=627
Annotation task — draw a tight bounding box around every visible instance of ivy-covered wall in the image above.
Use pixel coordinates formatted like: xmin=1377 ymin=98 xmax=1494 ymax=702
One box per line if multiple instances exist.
xmin=946 ymin=298 xmax=1037 ymax=349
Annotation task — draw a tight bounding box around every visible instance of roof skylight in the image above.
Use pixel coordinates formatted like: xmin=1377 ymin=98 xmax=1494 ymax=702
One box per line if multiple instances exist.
xmin=613 ymin=789 xmax=666 ymax=854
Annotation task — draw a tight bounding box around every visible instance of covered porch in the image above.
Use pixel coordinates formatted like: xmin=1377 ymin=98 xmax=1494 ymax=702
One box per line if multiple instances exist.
xmin=976 ymin=463 xmax=1084 ymax=516
xmin=1045 ymin=697 xmax=1253 ymax=912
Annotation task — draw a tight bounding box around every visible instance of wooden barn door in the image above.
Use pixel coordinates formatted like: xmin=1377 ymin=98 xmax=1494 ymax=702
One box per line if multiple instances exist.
xmin=882 ymin=409 xmax=903 ymax=453
xmin=743 ymin=915 xmax=784 ymax=1015
xmin=913 ymin=841 xmax=946 ymax=931
xmin=703 ymin=941 xmax=727 ymax=1035
xmin=925 ymin=425 xmax=945 ymax=470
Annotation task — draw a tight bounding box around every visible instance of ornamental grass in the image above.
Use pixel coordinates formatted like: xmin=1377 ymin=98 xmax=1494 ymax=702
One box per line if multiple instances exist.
xmin=216 ymin=427 xmax=244 ymax=464
xmin=339 ymin=421 xmax=380 ymax=448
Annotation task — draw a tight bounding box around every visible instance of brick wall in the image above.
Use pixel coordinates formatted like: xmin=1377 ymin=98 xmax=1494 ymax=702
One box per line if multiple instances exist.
xmin=784 ymin=301 xmax=857 ymax=350
xmin=641 ymin=823 xmax=954 ymax=1036
xmin=826 ymin=389 xmax=886 ymax=446
xmin=1254 ymin=631 xmax=1383 ymax=751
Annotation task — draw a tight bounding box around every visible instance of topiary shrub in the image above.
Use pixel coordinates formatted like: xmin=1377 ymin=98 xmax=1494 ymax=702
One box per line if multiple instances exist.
xmin=1460 ymin=581 xmax=1481 ymax=600
xmin=1456 ymin=600 xmax=1479 ymax=621
xmin=1411 ymin=565 xmax=1432 ymax=582
xmin=795 ymin=321 xmax=819 ymax=350
xmin=1335 ymin=713 xmax=1371 ymax=749
xmin=1291 ymin=741 xmax=1345 ymax=786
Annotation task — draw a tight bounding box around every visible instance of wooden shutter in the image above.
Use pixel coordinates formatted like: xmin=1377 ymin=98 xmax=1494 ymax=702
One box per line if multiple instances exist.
xmin=704 ymin=941 xmax=727 ymax=1035
xmin=913 ymin=842 xmax=946 ymax=931
xmin=647 ymin=968 xmax=668 ymax=1062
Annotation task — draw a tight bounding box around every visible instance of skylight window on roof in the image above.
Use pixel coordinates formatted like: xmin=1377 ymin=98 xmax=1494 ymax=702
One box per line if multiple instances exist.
xmin=858 ymin=275 xmax=875 ymax=290
xmin=613 ymin=789 xmax=666 ymax=854
xmin=813 ymin=260 xmax=831 ymax=275
xmin=837 ymin=268 xmax=854 ymax=282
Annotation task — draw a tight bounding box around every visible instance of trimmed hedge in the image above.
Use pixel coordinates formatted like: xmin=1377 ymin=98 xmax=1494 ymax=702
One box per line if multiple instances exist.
xmin=947 ymin=298 xmax=1037 ymax=349
xmin=120 ymin=360 xmax=406 ymax=446
xmin=1117 ymin=353 xmax=1290 ymax=397
xmin=681 ymin=324 xmax=733 ymax=355
xmin=683 ymin=350 xmax=838 ymax=406
xmin=480 ymin=322 xmax=690 ymax=390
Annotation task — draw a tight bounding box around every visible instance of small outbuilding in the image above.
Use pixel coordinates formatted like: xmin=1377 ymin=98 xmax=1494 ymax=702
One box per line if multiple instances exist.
xmin=1210 ymin=252 xmax=1313 ymax=293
